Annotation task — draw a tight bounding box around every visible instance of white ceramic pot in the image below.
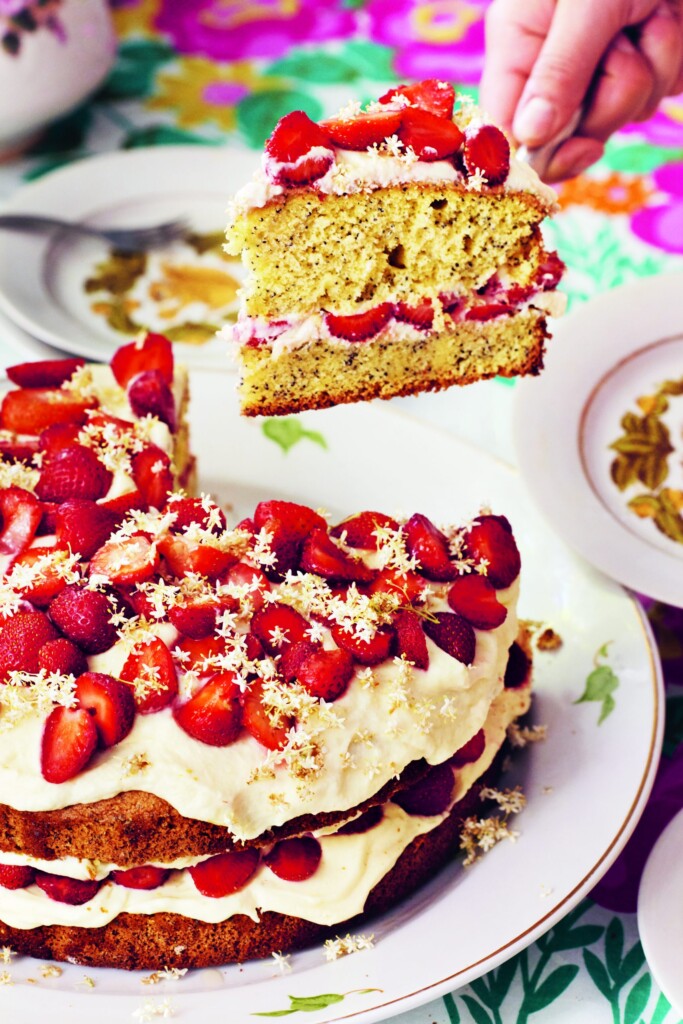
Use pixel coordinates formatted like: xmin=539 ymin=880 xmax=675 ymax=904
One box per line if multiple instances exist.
xmin=0 ymin=0 xmax=116 ymax=160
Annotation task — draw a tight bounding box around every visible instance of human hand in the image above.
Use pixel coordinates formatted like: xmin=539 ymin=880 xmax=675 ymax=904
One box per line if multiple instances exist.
xmin=480 ymin=0 xmax=683 ymax=181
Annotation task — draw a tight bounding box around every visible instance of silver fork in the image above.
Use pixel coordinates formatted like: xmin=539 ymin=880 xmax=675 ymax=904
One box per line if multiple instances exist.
xmin=0 ymin=213 xmax=188 ymax=252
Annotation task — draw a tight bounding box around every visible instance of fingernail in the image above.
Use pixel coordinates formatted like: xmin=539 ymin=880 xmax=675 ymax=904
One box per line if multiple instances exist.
xmin=513 ymin=96 xmax=558 ymax=145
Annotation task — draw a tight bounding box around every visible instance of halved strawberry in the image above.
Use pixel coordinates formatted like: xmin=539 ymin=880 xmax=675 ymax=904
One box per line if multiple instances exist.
xmin=34 ymin=871 xmax=101 ymax=905
xmin=403 ymin=513 xmax=456 ymax=581
xmin=36 ymin=444 xmax=112 ymax=504
xmin=174 ymin=635 xmax=226 ymax=675
xmin=324 ymin=303 xmax=393 ymax=342
xmin=537 ymin=251 xmax=566 ymax=291
xmin=462 ymin=515 xmax=521 ymax=589
xmin=0 ymin=436 xmax=39 ymax=461
xmin=111 ymin=332 xmax=174 ymax=388
xmin=188 ymin=848 xmax=260 ymax=898
xmin=41 ymin=705 xmax=98 ymax=783
xmin=0 ymin=388 xmax=97 ymax=434
xmin=110 ymin=865 xmax=170 ymax=890
xmin=393 ymin=762 xmax=454 ymax=816
xmin=121 ymin=636 xmax=178 ymax=713
xmin=168 ymin=600 xmax=219 ymax=640
xmin=250 ymin=602 xmax=311 ymax=656
xmin=0 ymin=863 xmax=35 ymax=889
xmin=0 ymin=610 xmax=60 ymax=682
xmin=220 ymin=561 xmax=271 ymax=614
xmin=447 ymin=575 xmax=507 ymax=629
xmin=49 ymin=583 xmax=118 ymax=654
xmin=265 ymin=836 xmax=321 ymax=881
xmin=450 ymin=727 xmax=486 ymax=767
xmin=159 ymin=534 xmax=236 ymax=581
xmin=465 ymin=302 xmax=512 ymax=322
xmin=55 ymin=499 xmax=118 ymax=560
xmin=278 ymin=639 xmax=320 ymax=682
xmin=10 ymin=546 xmax=71 ymax=606
xmin=6 ymin=357 xmax=85 ymax=389
xmin=321 ymin=108 xmax=403 ymax=149
xmin=131 ymin=445 xmax=174 ymax=510
xmin=0 ymin=486 xmax=42 ymax=565
xmin=36 ymin=501 xmax=60 ymax=536
xmin=242 ymin=677 xmax=293 ymax=750
xmin=75 ymin=671 xmax=136 ymax=748
xmin=393 ymin=609 xmax=429 ymax=670
xmin=265 ymin=110 xmax=334 ymax=186
xmin=90 ymin=535 xmax=159 ymax=586
xmin=394 ymin=299 xmax=434 ymax=330
xmin=167 ymin=495 xmax=227 ymax=535
xmin=337 ymin=805 xmax=384 ymax=835
xmin=330 ymin=510 xmax=399 ymax=549
xmin=300 ymin=527 xmax=374 ymax=584
xmin=297 ymin=648 xmax=354 ymax=701
xmin=38 ymin=422 xmax=82 ymax=454
xmin=332 ymin=624 xmax=394 ymax=665
xmin=379 ymin=79 xmax=456 ymax=119
xmin=368 ymin=568 xmax=426 ymax=604
xmin=127 ymin=369 xmax=177 ymax=431
xmin=398 ymin=107 xmax=464 ymax=160
xmin=99 ymin=488 xmax=145 ymax=520
xmin=463 ymin=124 xmax=510 ymax=186
xmin=504 ymin=641 xmax=530 ymax=689
xmin=37 ymin=637 xmax=88 ymax=677
xmin=422 ymin=612 xmax=475 ymax=665
xmin=173 ymin=671 xmax=243 ymax=746
xmin=253 ymin=500 xmax=327 ymax=578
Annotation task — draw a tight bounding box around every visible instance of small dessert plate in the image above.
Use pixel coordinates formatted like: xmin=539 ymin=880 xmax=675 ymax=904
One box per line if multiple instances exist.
xmin=638 ymin=807 xmax=683 ymax=1015
xmin=515 ymin=271 xmax=683 ymax=608
xmin=0 ymin=145 xmax=260 ymax=371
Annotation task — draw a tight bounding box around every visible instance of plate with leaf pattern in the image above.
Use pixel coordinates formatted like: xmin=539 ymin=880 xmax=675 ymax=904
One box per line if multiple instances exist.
xmin=0 ymin=380 xmax=663 ymax=1024
xmin=515 ymin=271 xmax=683 ymax=608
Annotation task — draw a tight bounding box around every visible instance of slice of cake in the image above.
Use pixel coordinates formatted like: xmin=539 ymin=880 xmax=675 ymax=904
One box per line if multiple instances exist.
xmin=225 ymin=79 xmax=565 ymax=416
xmin=0 ymin=481 xmax=532 ymax=968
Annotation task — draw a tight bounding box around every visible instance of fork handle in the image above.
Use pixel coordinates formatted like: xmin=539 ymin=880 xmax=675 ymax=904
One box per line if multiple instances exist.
xmin=0 ymin=214 xmax=102 ymax=239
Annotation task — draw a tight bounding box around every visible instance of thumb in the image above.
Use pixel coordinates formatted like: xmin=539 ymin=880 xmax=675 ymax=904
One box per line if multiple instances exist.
xmin=512 ymin=0 xmax=651 ymax=146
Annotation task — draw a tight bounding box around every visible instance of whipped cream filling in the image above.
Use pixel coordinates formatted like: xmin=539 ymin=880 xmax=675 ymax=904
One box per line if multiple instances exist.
xmin=0 ymin=685 xmax=530 ymax=929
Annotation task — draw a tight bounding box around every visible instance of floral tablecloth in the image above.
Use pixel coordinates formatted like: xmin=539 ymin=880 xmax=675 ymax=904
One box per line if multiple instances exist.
xmin=1 ymin=2 xmax=683 ymax=1023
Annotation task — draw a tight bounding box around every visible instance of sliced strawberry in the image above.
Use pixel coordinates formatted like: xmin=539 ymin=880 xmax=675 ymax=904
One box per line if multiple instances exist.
xmin=447 ymin=575 xmax=507 ymax=629
xmin=0 ymin=387 xmax=96 ymax=435
xmin=398 ymin=107 xmax=464 ymax=160
xmin=220 ymin=561 xmax=271 ymax=614
xmin=0 ymin=486 xmax=42 ymax=565
xmin=49 ymin=583 xmax=118 ymax=654
xmin=278 ymin=639 xmax=321 ymax=682
xmin=300 ymin=527 xmax=374 ymax=584
xmin=36 ymin=501 xmax=60 ymax=536
xmin=324 ymin=303 xmax=393 ymax=342
xmin=250 ymin=602 xmax=311 ymax=656
xmin=450 ymin=727 xmax=486 ymax=767
xmin=242 ymin=677 xmax=293 ymax=750
xmin=244 ymin=633 xmax=264 ymax=661
xmin=111 ymin=332 xmax=174 ymax=388
xmin=422 ymin=611 xmax=475 ymax=665
xmin=322 ymin=108 xmax=403 ymax=149
xmin=463 ymin=124 xmax=510 ymax=186
xmin=393 ymin=609 xmax=429 ymax=669
xmin=379 ymin=79 xmax=456 ymax=119
xmin=394 ymin=299 xmax=435 ymax=330
xmin=167 ymin=495 xmax=227 ymax=535
xmin=538 ymin=251 xmax=566 ymax=291
xmin=110 ymin=865 xmax=170 ymax=890
xmin=277 ymin=150 xmax=334 ymax=186
xmin=332 ymin=624 xmax=394 ymax=665
xmin=0 ymin=863 xmax=35 ymax=889
xmin=265 ymin=110 xmax=333 ymax=181
xmin=6 ymin=357 xmax=85 ymax=389
xmin=265 ymin=836 xmax=321 ymax=881
xmin=90 ymin=535 xmax=159 ymax=586
xmin=127 ymin=369 xmax=177 ymax=431
xmin=168 ymin=600 xmax=219 ymax=640
xmin=37 ymin=637 xmax=88 ymax=676
xmin=159 ymin=534 xmax=236 ymax=581
xmin=189 ymin=848 xmax=260 ymax=898
xmin=36 ymin=444 xmax=112 ymax=503
xmin=121 ymin=636 xmax=178 ymax=713
xmin=0 ymin=610 xmax=60 ymax=682
xmin=10 ymin=546 xmax=71 ymax=606
xmin=465 ymin=302 xmax=512 ymax=322
xmin=504 ymin=641 xmax=530 ymax=689
xmin=173 ymin=671 xmax=243 ymax=746
xmin=462 ymin=515 xmax=521 ymax=589
xmin=38 ymin=422 xmax=83 ymax=454
xmin=403 ymin=513 xmax=456 ymax=581
xmin=393 ymin=762 xmax=454 ymax=816
xmin=297 ymin=648 xmax=354 ymax=701
xmin=99 ymin=488 xmax=145 ymax=520
xmin=330 ymin=510 xmax=399 ymax=550
xmin=40 ymin=705 xmax=98 ymax=783
xmin=131 ymin=445 xmax=174 ymax=510
xmin=75 ymin=671 xmax=136 ymax=748
xmin=55 ymin=498 xmax=118 ymax=559
xmin=0 ymin=436 xmax=40 ymax=461
xmin=34 ymin=870 xmax=101 ymax=905
xmin=253 ymin=500 xmax=327 ymax=578
xmin=174 ymin=635 xmax=226 ymax=675
xmin=368 ymin=568 xmax=426 ymax=604
xmin=337 ymin=805 xmax=384 ymax=835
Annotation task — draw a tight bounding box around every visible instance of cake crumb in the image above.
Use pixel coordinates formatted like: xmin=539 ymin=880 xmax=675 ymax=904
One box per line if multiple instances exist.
xmin=507 ymin=723 xmax=548 ymax=748
xmin=78 ymin=976 xmax=96 ymax=988
xmin=0 ymin=946 xmax=16 ymax=964
xmin=536 ymin=628 xmax=563 ymax=652
xmin=132 ymin=997 xmax=175 ymax=1021
xmin=271 ymin=951 xmax=292 ymax=974
xmin=0 ymin=971 xmax=13 ymax=986
xmin=323 ymin=933 xmax=374 ymax=961
xmin=40 ymin=964 xmax=63 ymax=978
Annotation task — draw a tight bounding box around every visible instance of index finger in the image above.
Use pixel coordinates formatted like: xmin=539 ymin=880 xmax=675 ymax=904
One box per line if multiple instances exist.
xmin=480 ymin=0 xmax=553 ymax=131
